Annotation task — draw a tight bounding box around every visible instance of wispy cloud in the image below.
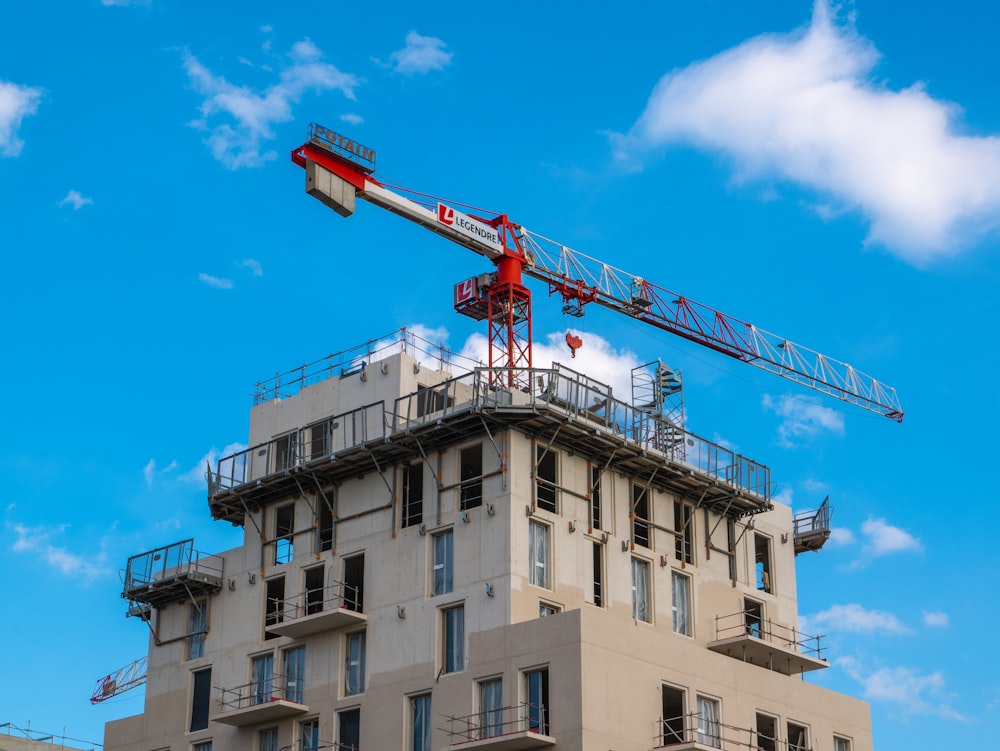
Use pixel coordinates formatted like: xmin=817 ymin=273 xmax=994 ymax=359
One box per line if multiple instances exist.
xmin=860 ymin=516 xmax=922 ymax=557
xmin=614 ymin=0 xmax=1000 ymax=263
xmin=237 ymin=258 xmax=263 ymax=276
xmin=762 ymin=393 xmax=845 ymax=447
xmin=803 ymin=603 xmax=911 ymax=635
xmin=7 ymin=521 xmax=112 ymax=584
xmin=388 ymin=31 xmax=452 ymax=76
xmin=198 ymin=272 xmax=233 ymax=289
xmin=828 ymin=527 xmax=855 ymax=546
xmin=839 ymin=657 xmax=966 ymax=721
xmin=102 ymin=0 xmax=151 ymax=6
xmin=923 ymin=610 xmax=949 ymax=628
xmin=58 ymin=189 xmax=93 ymax=210
xmin=183 ymin=39 xmax=359 ymax=169
xmin=182 ymin=442 xmax=249 ymax=484
xmin=341 ymin=113 xmax=363 ymax=125
xmin=143 ymin=458 xmax=156 ymax=487
xmin=0 ymin=79 xmax=43 ymax=157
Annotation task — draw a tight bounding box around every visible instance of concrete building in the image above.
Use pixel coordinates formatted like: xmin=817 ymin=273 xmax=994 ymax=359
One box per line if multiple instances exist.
xmin=104 ymin=331 xmax=867 ymax=751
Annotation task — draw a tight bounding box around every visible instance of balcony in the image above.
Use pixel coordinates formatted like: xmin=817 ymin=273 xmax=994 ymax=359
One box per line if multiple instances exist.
xmin=446 ymin=703 xmax=556 ymax=750
xmin=122 ymin=539 xmax=223 ymax=611
xmin=707 ymin=611 xmax=828 ymax=676
xmin=654 ymin=713 xmax=814 ymax=751
xmin=213 ymin=675 xmax=308 ymax=727
xmin=793 ymin=497 xmax=832 ymax=555
xmin=265 ymin=581 xmax=366 ymax=638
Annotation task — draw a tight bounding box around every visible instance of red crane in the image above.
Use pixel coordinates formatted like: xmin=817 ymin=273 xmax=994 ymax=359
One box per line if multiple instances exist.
xmin=291 ymin=124 xmax=903 ymax=422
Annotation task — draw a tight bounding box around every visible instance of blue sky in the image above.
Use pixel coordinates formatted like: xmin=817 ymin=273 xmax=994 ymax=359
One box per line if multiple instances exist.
xmin=1 ymin=1 xmax=997 ymax=748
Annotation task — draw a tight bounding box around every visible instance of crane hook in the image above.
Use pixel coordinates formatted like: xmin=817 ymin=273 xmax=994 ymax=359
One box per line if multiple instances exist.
xmin=565 ymin=332 xmax=583 ymax=359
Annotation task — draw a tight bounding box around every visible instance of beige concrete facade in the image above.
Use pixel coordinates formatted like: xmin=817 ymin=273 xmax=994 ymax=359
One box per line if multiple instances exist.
xmin=105 ymin=347 xmax=871 ymax=751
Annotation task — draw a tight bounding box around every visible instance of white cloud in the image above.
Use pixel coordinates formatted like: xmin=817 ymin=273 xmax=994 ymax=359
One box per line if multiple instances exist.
xmin=7 ymin=522 xmax=112 ymax=584
xmin=58 ymin=189 xmax=93 ymax=210
xmin=616 ymin=1 xmax=1000 ymax=263
xmin=762 ymin=393 xmax=845 ymax=447
xmin=0 ymin=80 xmax=42 ymax=157
xmin=804 ymin=603 xmax=911 ymax=635
xmin=102 ymin=0 xmax=151 ymax=6
xmin=143 ymin=458 xmax=156 ymax=487
xmin=341 ymin=113 xmax=364 ymax=125
xmin=237 ymin=258 xmax=263 ymax=277
xmin=828 ymin=526 xmax=855 ymax=546
xmin=923 ymin=610 xmax=949 ymax=628
xmin=183 ymin=41 xmax=359 ymax=169
xmin=199 ymin=272 xmax=234 ymax=289
xmin=771 ymin=487 xmax=794 ymax=508
xmin=860 ymin=516 xmax=922 ymax=556
xmin=182 ymin=442 xmax=249 ymax=484
xmin=839 ymin=657 xmax=966 ymax=721
xmin=389 ymin=31 xmax=452 ymax=76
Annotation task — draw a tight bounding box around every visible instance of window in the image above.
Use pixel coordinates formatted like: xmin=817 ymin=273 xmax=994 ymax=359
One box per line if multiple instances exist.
xmin=592 ymin=542 xmax=604 ymax=607
xmin=345 ymin=631 xmax=366 ymax=695
xmin=274 ymin=431 xmax=296 ymax=471
xmin=833 ymin=736 xmax=852 ymax=751
xmin=787 ymin=721 xmax=809 ymax=751
xmin=417 ymin=384 xmax=450 ymax=417
xmin=188 ymin=601 xmax=207 ymax=659
xmin=344 ymin=554 xmax=364 ymax=612
xmin=528 ymin=521 xmax=549 ymax=588
xmin=300 ymin=719 xmax=319 ymax=751
xmin=308 ymin=419 xmax=330 ymax=460
xmin=443 ymin=604 xmax=465 ymax=673
xmin=460 ymin=444 xmax=483 ymax=509
xmin=251 ymin=653 xmax=274 ymax=704
xmin=318 ymin=497 xmax=334 ymax=552
xmin=589 ymin=465 xmax=601 ymax=530
xmin=535 ymin=448 xmax=558 ymax=513
xmin=432 ymin=530 xmax=454 ymax=595
xmin=661 ymin=685 xmax=686 ymax=746
xmin=674 ymin=501 xmax=693 ymax=564
xmin=479 ymin=678 xmax=503 ymax=738
xmin=756 ymin=713 xmax=777 ymax=751
xmin=274 ymin=504 xmax=295 ymax=565
xmin=259 ymin=727 xmax=278 ymax=751
xmin=410 ymin=693 xmax=432 ymax=751
xmin=632 ymin=484 xmax=650 ymax=548
xmin=696 ymin=695 xmax=721 ymax=748
xmin=403 ymin=462 xmax=424 ymax=528
xmin=264 ymin=576 xmax=285 ymax=640
xmin=305 ymin=565 xmax=324 ymax=615
xmin=726 ymin=518 xmax=737 ymax=581
xmin=744 ymin=598 xmax=763 ymax=638
xmin=190 ymin=668 xmax=211 ymax=732
xmin=671 ymin=571 xmax=691 ymax=636
xmin=755 ymin=534 xmax=773 ymax=593
xmin=339 ymin=708 xmax=360 ymax=751
xmin=524 ymin=668 xmax=549 ymax=735
xmin=284 ymin=645 xmax=306 ymax=704
xmin=193 ymin=742 xmax=212 ymax=751
xmin=539 ymin=602 xmax=560 ymax=617
xmin=631 ymin=557 xmax=651 ymax=623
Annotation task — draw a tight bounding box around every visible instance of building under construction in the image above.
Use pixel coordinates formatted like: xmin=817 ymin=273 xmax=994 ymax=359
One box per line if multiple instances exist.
xmin=101 ymin=125 xmax=878 ymax=751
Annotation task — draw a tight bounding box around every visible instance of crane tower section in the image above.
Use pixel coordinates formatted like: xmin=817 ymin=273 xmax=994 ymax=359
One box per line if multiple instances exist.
xmin=292 ymin=123 xmax=903 ymax=422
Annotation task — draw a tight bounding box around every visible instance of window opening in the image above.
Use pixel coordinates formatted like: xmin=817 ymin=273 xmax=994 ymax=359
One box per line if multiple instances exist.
xmin=432 ymin=530 xmax=454 ymax=596
xmin=300 ymin=719 xmax=319 ymax=751
xmin=193 ymin=742 xmax=212 ymax=751
xmin=755 ymin=534 xmax=773 ymax=593
xmin=727 ymin=518 xmax=737 ymax=581
xmin=592 ymin=542 xmax=604 ymax=607
xmin=674 ymin=501 xmax=693 ymax=564
xmin=539 ymin=602 xmax=560 ymax=617
xmin=479 ymin=678 xmax=503 ymax=738
xmin=671 ymin=571 xmax=691 ymax=636
xmin=535 ymin=449 xmax=557 ymax=513
xmin=305 ymin=566 xmax=324 ymax=615
xmin=632 ymin=484 xmax=650 ymax=548
xmin=284 ymin=645 xmax=306 ymax=704
xmin=410 ymin=693 xmax=432 ymax=751
xmin=190 ymin=668 xmax=211 ymax=732
xmin=344 ymin=554 xmax=364 ymax=612
xmin=460 ymin=444 xmax=483 ymax=509
xmin=756 ymin=713 xmax=777 ymax=751
xmin=403 ymin=462 xmax=424 ymax=528
xmin=787 ymin=721 xmax=809 ymax=751
xmin=833 ymin=736 xmax=852 ymax=751
xmin=274 ymin=504 xmax=295 ymax=565
xmin=251 ymin=653 xmax=274 ymax=704
xmin=661 ymin=685 xmax=686 ymax=746
xmin=696 ymin=696 xmax=721 ymax=748
xmin=417 ymin=384 xmax=450 ymax=417
xmin=318 ymin=497 xmax=334 ymax=552
xmin=529 ymin=521 xmax=549 ymax=588
xmin=589 ymin=466 xmax=601 ymax=530
xmin=259 ymin=727 xmax=278 ymax=751
xmin=443 ymin=604 xmax=465 ymax=673
xmin=345 ymin=631 xmax=366 ymax=696
xmin=744 ymin=598 xmax=763 ymax=638
xmin=188 ymin=601 xmax=207 ymax=659
xmin=264 ymin=577 xmax=285 ymax=640
xmin=274 ymin=432 xmax=296 ymax=471
xmin=631 ymin=557 xmax=651 ymax=623
xmin=339 ymin=709 xmax=360 ymax=751
xmin=308 ymin=420 xmax=330 ymax=461
xmin=524 ymin=668 xmax=549 ymax=735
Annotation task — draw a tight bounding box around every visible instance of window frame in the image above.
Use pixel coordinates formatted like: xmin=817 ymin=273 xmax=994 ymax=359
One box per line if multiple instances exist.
xmin=344 ymin=630 xmax=366 ymax=696
xmin=283 ymin=644 xmax=306 ymax=704
xmin=264 ymin=575 xmax=285 ymax=640
xmin=190 ymin=667 xmax=212 ymax=733
xmin=631 ymin=483 xmax=651 ymax=548
xmin=631 ymin=556 xmax=652 ymax=623
xmin=460 ymin=444 xmax=483 ymax=510
xmin=478 ymin=676 xmax=504 ymax=739
xmin=535 ymin=447 xmax=558 ymax=513
xmin=251 ymin=651 xmax=275 ymax=705
xmin=589 ymin=465 xmax=602 ymax=531
xmin=300 ymin=718 xmax=320 ymax=751
xmin=402 ymin=461 xmax=424 ymax=528
xmin=410 ymin=692 xmax=432 ymax=751
xmin=696 ymin=694 xmax=722 ymax=748
xmin=338 ymin=708 xmax=361 ymax=751
xmin=432 ymin=528 xmax=454 ymax=596
xmin=442 ymin=603 xmax=465 ymax=674
xmin=258 ymin=727 xmax=278 ymax=751
xmin=187 ymin=600 xmax=208 ymax=660
xmin=528 ymin=520 xmax=550 ymax=589
xmin=674 ymin=501 xmax=694 ymax=564
xmin=671 ymin=570 xmax=692 ymax=636
xmin=591 ymin=541 xmax=604 ymax=607
xmin=755 ymin=533 xmax=774 ymax=594
xmin=523 ymin=667 xmax=550 ymax=735
xmin=273 ymin=503 xmax=295 ymax=565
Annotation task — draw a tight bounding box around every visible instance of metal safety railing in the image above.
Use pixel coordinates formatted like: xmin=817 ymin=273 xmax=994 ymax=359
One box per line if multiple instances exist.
xmin=654 ymin=713 xmax=814 ymax=751
xmin=793 ymin=498 xmax=831 ymax=539
xmin=269 ymin=580 xmax=363 ymax=622
xmin=217 ymin=674 xmax=305 ymax=712
xmin=712 ymin=610 xmax=824 ymax=660
xmin=122 ymin=539 xmax=224 ymax=595
xmin=445 ymin=702 xmax=550 ymax=743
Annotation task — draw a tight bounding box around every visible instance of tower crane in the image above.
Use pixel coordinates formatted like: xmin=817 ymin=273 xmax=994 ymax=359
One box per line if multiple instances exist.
xmin=292 ymin=123 xmax=903 ymax=423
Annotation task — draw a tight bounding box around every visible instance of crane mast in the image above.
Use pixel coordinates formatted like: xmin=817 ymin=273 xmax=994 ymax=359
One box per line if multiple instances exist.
xmin=292 ymin=124 xmax=903 ymax=422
